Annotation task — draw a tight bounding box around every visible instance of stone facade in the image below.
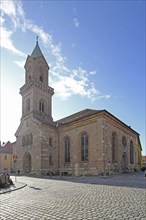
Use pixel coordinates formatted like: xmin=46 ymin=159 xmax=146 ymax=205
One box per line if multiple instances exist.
xmin=15 ymin=42 xmax=142 ymax=176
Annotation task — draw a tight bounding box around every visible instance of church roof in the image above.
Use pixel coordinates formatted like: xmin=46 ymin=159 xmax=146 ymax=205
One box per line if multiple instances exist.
xmin=56 ymin=109 xmax=140 ymax=136
xmin=56 ymin=109 xmax=102 ymax=125
xmin=31 ymin=42 xmax=43 ymax=57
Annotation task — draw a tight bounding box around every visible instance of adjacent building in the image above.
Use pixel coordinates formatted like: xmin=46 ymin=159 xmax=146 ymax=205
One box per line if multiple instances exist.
xmin=15 ymin=41 xmax=142 ymax=176
xmin=0 ymin=141 xmax=16 ymax=173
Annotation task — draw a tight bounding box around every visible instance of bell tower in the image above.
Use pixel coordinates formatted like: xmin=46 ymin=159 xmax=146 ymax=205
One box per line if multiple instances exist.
xmin=20 ymin=39 xmax=54 ymax=124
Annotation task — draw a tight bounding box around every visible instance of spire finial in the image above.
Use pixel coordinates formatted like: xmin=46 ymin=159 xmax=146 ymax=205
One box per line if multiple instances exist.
xmin=36 ymin=36 xmax=39 ymax=44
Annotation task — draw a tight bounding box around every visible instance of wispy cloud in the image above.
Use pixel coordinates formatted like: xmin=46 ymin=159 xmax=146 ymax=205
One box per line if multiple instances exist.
xmin=73 ymin=18 xmax=80 ymax=28
xmin=14 ymin=60 xmax=25 ymax=68
xmin=0 ymin=1 xmax=26 ymax=56
xmin=0 ymin=0 xmax=110 ymax=102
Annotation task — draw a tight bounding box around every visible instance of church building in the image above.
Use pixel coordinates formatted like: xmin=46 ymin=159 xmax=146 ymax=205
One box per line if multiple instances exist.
xmin=15 ymin=41 xmax=142 ymax=176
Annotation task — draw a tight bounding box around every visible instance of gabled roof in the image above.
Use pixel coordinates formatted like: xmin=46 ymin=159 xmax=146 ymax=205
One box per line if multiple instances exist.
xmin=31 ymin=42 xmax=43 ymax=57
xmin=56 ymin=108 xmax=140 ymax=136
xmin=0 ymin=141 xmax=14 ymax=154
xmin=56 ymin=109 xmax=102 ymax=125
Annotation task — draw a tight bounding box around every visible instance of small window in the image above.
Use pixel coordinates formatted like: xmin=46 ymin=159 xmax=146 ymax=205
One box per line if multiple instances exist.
xmin=29 ymin=133 xmax=33 ymax=145
xmin=39 ymin=75 xmax=43 ymax=82
xmin=39 ymin=100 xmax=44 ymax=112
xmin=4 ymin=155 xmax=7 ymax=160
xmin=49 ymin=137 xmax=52 ymax=146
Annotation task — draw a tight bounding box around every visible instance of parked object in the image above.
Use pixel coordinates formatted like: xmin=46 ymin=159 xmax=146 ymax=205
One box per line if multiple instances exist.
xmin=0 ymin=172 xmax=14 ymax=188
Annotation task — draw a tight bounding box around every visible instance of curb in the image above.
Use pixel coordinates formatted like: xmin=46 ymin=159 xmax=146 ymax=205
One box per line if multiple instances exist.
xmin=0 ymin=182 xmax=27 ymax=195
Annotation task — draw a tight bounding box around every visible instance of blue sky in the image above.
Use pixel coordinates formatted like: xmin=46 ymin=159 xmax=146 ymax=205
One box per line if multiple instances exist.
xmin=0 ymin=0 xmax=145 ymax=155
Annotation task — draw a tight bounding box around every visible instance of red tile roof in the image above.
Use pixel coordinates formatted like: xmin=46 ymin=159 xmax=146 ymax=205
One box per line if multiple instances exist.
xmin=0 ymin=141 xmax=14 ymax=154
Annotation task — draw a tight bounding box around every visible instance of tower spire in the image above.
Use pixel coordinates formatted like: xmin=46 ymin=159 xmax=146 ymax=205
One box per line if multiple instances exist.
xmin=36 ymin=36 xmax=39 ymax=44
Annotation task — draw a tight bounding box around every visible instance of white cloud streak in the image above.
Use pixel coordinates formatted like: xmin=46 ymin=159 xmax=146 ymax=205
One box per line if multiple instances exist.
xmin=73 ymin=18 xmax=80 ymax=28
xmin=0 ymin=0 xmax=110 ymax=102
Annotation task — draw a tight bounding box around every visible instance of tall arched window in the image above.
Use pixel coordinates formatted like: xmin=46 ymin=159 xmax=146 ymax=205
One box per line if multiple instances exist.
xmin=130 ymin=140 xmax=134 ymax=164
xmin=65 ymin=137 xmax=70 ymax=163
xmin=81 ymin=133 xmax=88 ymax=161
xmin=26 ymin=135 xmax=29 ymax=146
xmin=112 ymin=132 xmax=118 ymax=163
xmin=39 ymin=100 xmax=44 ymax=112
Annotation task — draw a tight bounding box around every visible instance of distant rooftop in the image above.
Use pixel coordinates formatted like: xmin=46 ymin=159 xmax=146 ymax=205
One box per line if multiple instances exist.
xmin=0 ymin=141 xmax=14 ymax=154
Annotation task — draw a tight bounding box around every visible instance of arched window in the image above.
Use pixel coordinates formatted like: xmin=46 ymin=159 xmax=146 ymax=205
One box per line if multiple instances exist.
xmin=122 ymin=136 xmax=127 ymax=147
xmin=26 ymin=98 xmax=30 ymax=112
xmin=26 ymin=135 xmax=29 ymax=146
xmin=112 ymin=132 xmax=118 ymax=163
xmin=65 ymin=137 xmax=70 ymax=163
xmin=29 ymin=133 xmax=33 ymax=145
xmin=39 ymin=100 xmax=44 ymax=112
xmin=130 ymin=140 xmax=134 ymax=164
xmin=81 ymin=133 xmax=88 ymax=161
xmin=22 ymin=136 xmax=25 ymax=146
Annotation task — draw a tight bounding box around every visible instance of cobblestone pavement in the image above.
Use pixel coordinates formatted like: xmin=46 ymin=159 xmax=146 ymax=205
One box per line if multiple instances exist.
xmin=0 ymin=172 xmax=146 ymax=220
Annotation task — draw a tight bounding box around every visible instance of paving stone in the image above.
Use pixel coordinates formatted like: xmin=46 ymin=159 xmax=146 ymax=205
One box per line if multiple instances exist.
xmin=0 ymin=173 xmax=145 ymax=219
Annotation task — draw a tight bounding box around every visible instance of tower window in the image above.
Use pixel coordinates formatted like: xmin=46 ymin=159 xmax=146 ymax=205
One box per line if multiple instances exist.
xmin=39 ymin=100 xmax=44 ymax=112
xmin=39 ymin=75 xmax=43 ymax=82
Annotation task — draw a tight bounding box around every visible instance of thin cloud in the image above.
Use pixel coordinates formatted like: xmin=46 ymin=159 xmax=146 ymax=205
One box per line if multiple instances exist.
xmin=0 ymin=1 xmax=26 ymax=56
xmin=0 ymin=0 xmax=110 ymax=102
xmin=73 ymin=18 xmax=80 ymax=28
xmin=0 ymin=25 xmax=26 ymax=57
xmin=14 ymin=60 xmax=25 ymax=68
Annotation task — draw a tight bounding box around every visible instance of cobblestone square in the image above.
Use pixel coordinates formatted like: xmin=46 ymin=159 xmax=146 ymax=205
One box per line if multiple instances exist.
xmin=0 ymin=172 xmax=145 ymax=220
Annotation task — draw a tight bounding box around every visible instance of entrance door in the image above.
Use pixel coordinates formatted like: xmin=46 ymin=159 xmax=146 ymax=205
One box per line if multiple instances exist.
xmin=23 ymin=152 xmax=31 ymax=173
xmin=122 ymin=153 xmax=128 ymax=172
